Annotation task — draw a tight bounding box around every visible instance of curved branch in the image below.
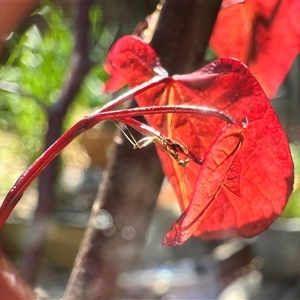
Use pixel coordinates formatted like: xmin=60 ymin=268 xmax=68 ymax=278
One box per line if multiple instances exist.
xmin=0 ymin=102 xmax=238 ymax=227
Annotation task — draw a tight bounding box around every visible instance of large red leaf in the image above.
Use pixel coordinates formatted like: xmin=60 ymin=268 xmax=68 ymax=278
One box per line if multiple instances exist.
xmin=105 ymin=36 xmax=294 ymax=240
xmin=210 ymin=0 xmax=300 ymax=99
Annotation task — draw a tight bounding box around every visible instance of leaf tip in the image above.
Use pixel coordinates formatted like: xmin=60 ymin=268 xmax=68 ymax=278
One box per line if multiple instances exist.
xmin=162 ymin=223 xmax=183 ymax=247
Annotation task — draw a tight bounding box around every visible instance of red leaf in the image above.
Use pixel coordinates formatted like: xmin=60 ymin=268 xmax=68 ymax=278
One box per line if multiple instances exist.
xmin=0 ymin=247 xmax=35 ymax=299
xmin=103 ymin=35 xmax=162 ymax=93
xmin=105 ymin=36 xmax=294 ymax=241
xmin=210 ymin=0 xmax=300 ymax=99
xmin=163 ymin=123 xmax=245 ymax=246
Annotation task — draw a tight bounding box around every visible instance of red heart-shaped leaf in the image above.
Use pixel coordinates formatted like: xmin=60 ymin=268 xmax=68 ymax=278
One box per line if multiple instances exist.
xmin=105 ymin=36 xmax=294 ymax=241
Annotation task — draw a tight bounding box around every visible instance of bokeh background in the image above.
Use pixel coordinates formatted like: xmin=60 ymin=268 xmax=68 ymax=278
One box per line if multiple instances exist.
xmin=0 ymin=1 xmax=300 ymax=299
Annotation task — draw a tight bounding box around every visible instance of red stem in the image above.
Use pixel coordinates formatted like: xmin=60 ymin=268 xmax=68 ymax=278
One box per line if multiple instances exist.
xmin=0 ymin=96 xmax=237 ymax=228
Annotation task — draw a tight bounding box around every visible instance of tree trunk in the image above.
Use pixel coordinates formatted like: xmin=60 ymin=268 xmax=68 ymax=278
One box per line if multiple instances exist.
xmin=64 ymin=0 xmax=221 ymax=299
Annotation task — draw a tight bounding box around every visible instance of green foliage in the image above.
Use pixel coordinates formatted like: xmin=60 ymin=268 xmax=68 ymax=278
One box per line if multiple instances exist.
xmin=0 ymin=3 xmax=111 ymax=194
xmin=6 ymin=6 xmax=73 ymax=104
xmin=281 ymin=144 xmax=300 ymax=218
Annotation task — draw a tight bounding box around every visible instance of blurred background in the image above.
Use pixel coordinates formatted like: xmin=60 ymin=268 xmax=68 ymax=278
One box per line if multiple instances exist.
xmin=0 ymin=1 xmax=300 ymax=299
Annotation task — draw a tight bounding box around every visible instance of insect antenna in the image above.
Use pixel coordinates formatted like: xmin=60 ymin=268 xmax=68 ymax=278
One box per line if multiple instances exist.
xmin=114 ymin=122 xmax=139 ymax=147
